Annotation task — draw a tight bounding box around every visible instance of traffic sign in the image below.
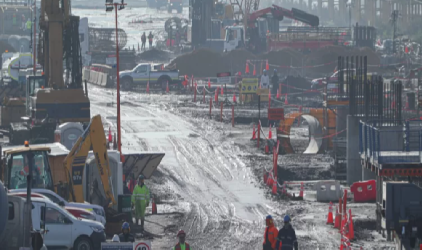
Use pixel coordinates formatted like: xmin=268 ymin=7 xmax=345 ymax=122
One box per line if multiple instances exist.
xmin=268 ymin=108 xmax=284 ymax=121
xmin=134 ymin=241 xmax=152 ymax=250
xmin=217 ymin=72 xmax=231 ymax=84
xmin=101 ymin=242 xmax=133 ymax=250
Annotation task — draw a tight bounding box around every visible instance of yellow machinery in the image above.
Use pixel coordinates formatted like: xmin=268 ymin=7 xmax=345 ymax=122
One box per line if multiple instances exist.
xmin=64 ymin=115 xmax=115 ymax=204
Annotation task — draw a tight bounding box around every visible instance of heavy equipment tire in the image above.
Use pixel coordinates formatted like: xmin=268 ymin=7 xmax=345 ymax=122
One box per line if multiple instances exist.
xmin=121 ymin=77 xmax=133 ymax=91
xmin=73 ymin=236 xmax=93 ymax=250
xmin=158 ymin=76 xmax=172 ymax=91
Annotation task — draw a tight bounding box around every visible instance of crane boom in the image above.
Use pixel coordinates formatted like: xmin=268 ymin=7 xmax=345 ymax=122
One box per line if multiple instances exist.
xmin=248 ymin=5 xmax=319 ymax=27
xmin=64 ymin=115 xmax=115 ymax=205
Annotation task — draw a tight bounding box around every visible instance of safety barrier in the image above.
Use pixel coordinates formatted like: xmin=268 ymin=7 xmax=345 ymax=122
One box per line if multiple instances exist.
xmin=350 ymin=180 xmax=376 ymax=203
xmin=82 ymin=65 xmax=115 ymax=88
xmin=315 ymin=180 xmax=342 ymax=202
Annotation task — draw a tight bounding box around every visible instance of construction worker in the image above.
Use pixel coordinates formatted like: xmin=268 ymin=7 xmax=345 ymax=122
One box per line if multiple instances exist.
xmin=275 ymin=215 xmax=298 ymax=250
xmin=172 ymin=230 xmax=191 ymax=250
xmin=261 ymin=69 xmax=270 ymax=89
xmin=131 ymin=175 xmax=150 ymax=232
xmin=263 ymin=215 xmax=279 ymax=250
xmin=148 ymin=32 xmax=154 ymax=49
xmin=119 ymin=222 xmax=135 ymax=242
xmin=271 ymin=69 xmax=279 ymax=95
xmin=141 ymin=32 xmax=146 ymax=49
xmin=26 ymin=18 xmax=32 ymax=31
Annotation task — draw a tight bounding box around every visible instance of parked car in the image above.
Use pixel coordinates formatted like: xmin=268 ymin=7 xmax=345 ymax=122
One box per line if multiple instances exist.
xmin=9 ymin=188 xmax=106 ymax=225
xmin=9 ymin=192 xmax=97 ymax=222
xmin=31 ymin=197 xmax=106 ymax=250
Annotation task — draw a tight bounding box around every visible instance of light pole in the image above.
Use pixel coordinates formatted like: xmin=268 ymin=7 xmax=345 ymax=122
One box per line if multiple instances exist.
xmin=105 ymin=0 xmax=126 ymax=160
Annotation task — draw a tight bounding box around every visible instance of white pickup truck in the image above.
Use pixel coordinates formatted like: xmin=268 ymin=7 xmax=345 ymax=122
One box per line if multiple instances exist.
xmin=118 ymin=63 xmax=181 ymax=91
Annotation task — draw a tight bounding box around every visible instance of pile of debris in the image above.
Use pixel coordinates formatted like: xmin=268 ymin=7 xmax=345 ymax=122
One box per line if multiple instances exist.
xmin=169 ymin=46 xmax=382 ymax=77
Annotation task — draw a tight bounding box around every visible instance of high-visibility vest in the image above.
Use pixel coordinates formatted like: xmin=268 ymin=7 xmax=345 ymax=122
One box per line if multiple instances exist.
xmin=173 ymin=242 xmax=190 ymax=250
xmin=26 ymin=21 xmax=32 ymax=29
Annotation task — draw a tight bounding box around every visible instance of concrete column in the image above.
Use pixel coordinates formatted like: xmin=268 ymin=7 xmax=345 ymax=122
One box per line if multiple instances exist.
xmin=329 ymin=0 xmax=334 ymax=22
xmin=346 ymin=115 xmax=362 ymax=185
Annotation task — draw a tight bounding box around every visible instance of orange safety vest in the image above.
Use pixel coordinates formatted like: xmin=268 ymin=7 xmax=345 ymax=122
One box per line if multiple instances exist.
xmin=263 ymin=224 xmax=279 ymax=249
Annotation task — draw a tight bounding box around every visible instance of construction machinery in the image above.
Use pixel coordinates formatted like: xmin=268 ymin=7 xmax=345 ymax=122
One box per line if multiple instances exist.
xmin=6 ymin=0 xmax=90 ymax=146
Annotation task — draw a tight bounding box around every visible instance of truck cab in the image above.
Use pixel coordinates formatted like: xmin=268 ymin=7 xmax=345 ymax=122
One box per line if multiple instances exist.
xmin=224 ymin=26 xmax=245 ymax=52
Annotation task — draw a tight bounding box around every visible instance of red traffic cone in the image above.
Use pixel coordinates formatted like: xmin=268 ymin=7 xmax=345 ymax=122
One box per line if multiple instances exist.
xmin=108 ymin=127 xmax=112 ymax=143
xmin=166 ymin=81 xmax=169 ymax=93
xmin=245 ymin=62 xmax=249 ymax=74
xmin=267 ymin=173 xmax=273 ymax=187
xmin=146 ymin=81 xmax=150 ymax=93
xmin=221 ymin=85 xmax=224 ymax=95
xmin=152 ymin=198 xmax=157 ymax=214
xmin=253 ymin=65 xmax=256 ymax=76
xmin=266 ymin=61 xmax=269 ymax=71
xmin=284 ymin=94 xmax=288 ymax=105
xmin=252 ymin=124 xmax=256 ymax=140
xmin=348 ymin=209 xmax=354 ymax=240
xmin=208 ymin=78 xmax=211 ymax=88
xmin=268 ymin=125 xmax=272 ymax=139
xmin=272 ymin=179 xmax=277 ymax=195
xmin=299 ymin=182 xmax=304 ymax=198
xmin=276 ymin=91 xmax=280 ymax=99
xmin=233 ymin=93 xmax=237 ymax=103
xmin=327 ymin=202 xmax=334 ymax=224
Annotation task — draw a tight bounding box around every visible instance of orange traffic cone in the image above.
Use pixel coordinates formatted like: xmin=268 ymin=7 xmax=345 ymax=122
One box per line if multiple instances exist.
xmin=152 ymin=198 xmax=157 ymax=214
xmin=299 ymin=182 xmax=304 ymax=198
xmin=166 ymin=81 xmax=169 ymax=93
xmin=208 ymin=78 xmax=211 ymax=88
xmin=267 ymin=173 xmax=273 ymax=187
xmin=334 ymin=206 xmax=341 ymax=229
xmin=268 ymin=125 xmax=272 ymax=139
xmin=266 ymin=61 xmax=269 ymax=70
xmin=326 ymin=202 xmax=334 ymax=224
xmin=252 ymin=124 xmax=256 ymax=140
xmin=253 ymin=65 xmax=256 ymax=76
xmin=221 ymin=85 xmax=224 ymax=95
xmin=348 ymin=209 xmax=354 ymax=240
xmin=272 ymin=179 xmax=277 ymax=195
xmin=245 ymin=63 xmax=249 ymax=74
xmin=108 ymin=127 xmax=112 ymax=143
xmin=284 ymin=94 xmax=288 ymax=105
xmin=146 ymin=81 xmax=150 ymax=93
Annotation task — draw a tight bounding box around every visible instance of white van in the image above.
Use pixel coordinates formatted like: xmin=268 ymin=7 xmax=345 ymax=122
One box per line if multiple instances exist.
xmin=10 ymin=188 xmax=106 ymax=225
xmin=31 ymin=197 xmax=106 ymax=250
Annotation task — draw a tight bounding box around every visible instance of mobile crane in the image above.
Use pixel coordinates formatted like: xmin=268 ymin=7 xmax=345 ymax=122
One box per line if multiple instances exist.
xmin=8 ymin=0 xmax=90 ymax=145
xmin=223 ymin=5 xmax=319 ymax=53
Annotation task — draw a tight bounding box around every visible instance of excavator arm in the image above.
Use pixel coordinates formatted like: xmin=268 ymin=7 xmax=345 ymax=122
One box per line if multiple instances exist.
xmin=247 ymin=5 xmax=319 ymax=28
xmin=64 ymin=115 xmax=116 ymax=205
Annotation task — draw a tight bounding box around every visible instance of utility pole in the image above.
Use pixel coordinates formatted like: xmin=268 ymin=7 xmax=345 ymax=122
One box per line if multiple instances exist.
xmin=105 ymin=0 xmax=126 ymax=161
xmin=390 ymin=10 xmax=399 ymax=54
xmin=33 ymin=0 xmax=36 ymax=75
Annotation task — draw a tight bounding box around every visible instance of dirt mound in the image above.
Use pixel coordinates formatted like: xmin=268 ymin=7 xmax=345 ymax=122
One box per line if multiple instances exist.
xmin=222 ymin=49 xmax=257 ymax=73
xmin=137 ymin=48 xmax=173 ymax=62
xmin=259 ymin=49 xmax=303 ymax=68
xmin=0 ymin=41 xmax=16 ymax=54
xmin=304 ymin=45 xmax=381 ymax=74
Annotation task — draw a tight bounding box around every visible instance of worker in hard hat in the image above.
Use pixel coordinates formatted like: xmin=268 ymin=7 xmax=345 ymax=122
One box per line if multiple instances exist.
xmin=271 ymin=69 xmax=279 ymax=95
xmin=173 ymin=230 xmax=191 ymax=250
xmin=131 ymin=175 xmax=150 ymax=232
xmin=275 ymin=215 xmax=298 ymax=250
xmin=118 ymin=222 xmax=135 ymax=242
xmin=261 ymin=69 xmax=270 ymax=89
xmin=263 ymin=215 xmax=279 ymax=250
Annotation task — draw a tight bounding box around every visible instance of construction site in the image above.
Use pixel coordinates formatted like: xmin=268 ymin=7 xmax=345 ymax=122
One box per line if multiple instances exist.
xmin=0 ymin=0 xmax=422 ymax=249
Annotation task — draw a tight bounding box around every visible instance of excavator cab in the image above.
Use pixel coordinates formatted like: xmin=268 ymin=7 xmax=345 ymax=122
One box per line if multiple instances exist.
xmin=0 ymin=143 xmax=54 ymax=192
xmin=27 ymin=75 xmax=47 ymax=97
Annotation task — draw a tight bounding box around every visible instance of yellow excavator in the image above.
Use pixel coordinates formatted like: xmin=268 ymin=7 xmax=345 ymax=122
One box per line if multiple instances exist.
xmin=64 ymin=115 xmax=115 ymax=205
xmin=8 ymin=0 xmax=90 ymax=146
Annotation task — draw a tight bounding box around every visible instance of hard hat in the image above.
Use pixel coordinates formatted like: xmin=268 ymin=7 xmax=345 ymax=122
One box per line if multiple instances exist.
xmin=274 ymin=69 xmax=277 ymax=72
xmin=138 ymin=174 xmax=145 ymax=180
xmin=122 ymin=222 xmax=130 ymax=231
xmin=177 ymin=229 xmax=186 ymax=237
xmin=284 ymin=215 xmax=291 ymax=222
xmin=263 ymin=69 xmax=266 ymax=72
xmin=266 ymin=215 xmax=273 ymax=220
xmin=112 ymin=234 xmax=120 ymax=242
